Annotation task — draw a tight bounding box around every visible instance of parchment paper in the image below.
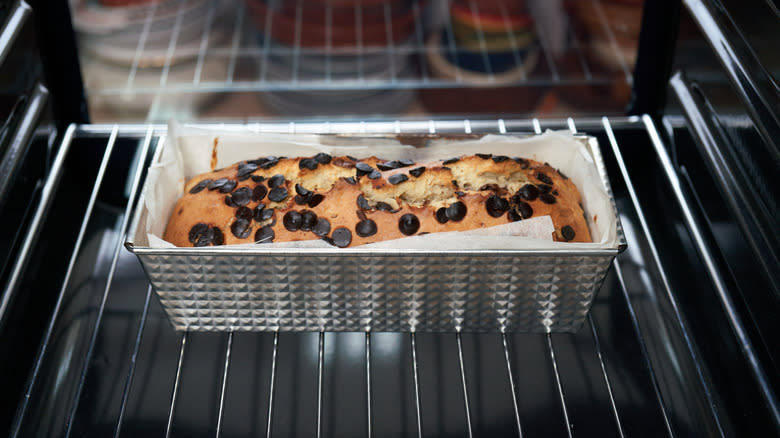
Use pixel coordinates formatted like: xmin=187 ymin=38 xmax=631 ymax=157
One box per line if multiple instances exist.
xmin=140 ymin=122 xmax=618 ymax=250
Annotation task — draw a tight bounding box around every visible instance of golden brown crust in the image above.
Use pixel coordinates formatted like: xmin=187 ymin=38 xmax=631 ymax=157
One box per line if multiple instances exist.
xmin=164 ymin=154 xmax=591 ymax=247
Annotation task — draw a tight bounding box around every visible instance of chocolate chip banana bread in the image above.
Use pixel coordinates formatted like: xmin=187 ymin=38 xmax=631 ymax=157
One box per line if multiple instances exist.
xmin=163 ymin=153 xmax=591 ymax=248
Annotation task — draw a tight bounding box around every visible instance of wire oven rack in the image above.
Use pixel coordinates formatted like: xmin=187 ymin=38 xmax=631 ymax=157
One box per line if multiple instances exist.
xmin=79 ymin=0 xmax=634 ymax=97
xmin=6 ymin=117 xmax=730 ymax=437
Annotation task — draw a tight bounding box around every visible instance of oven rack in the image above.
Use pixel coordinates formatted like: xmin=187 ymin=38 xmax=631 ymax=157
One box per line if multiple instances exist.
xmin=77 ymin=0 xmax=633 ymax=97
xmin=7 ymin=117 xmax=734 ymax=437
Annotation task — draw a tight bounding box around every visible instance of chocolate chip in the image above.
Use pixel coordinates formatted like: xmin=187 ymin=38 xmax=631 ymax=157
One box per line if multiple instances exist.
xmin=492 ymin=155 xmax=509 ymax=163
xmin=398 ymin=214 xmax=420 ymax=235
xmin=388 ymin=174 xmax=408 ymax=185
xmin=455 ymin=191 xmax=465 ymax=197
xmin=189 ymin=179 xmax=211 ymax=194
xmin=536 ymin=172 xmax=553 ymax=185
xmin=356 ymin=219 xmax=377 ymax=237
xmin=516 ymin=201 xmax=533 ymax=219
xmin=333 ymin=158 xmax=356 ymax=168
xmin=224 ymin=195 xmax=236 ymax=207
xmin=268 ymin=187 xmax=288 ymax=202
xmin=538 ymin=184 xmax=552 ymax=194
xmin=376 ymin=202 xmax=393 ymax=212
xmin=252 ymin=185 xmax=268 ymax=202
xmin=476 ymin=153 xmax=493 ymax=159
xmin=212 ymin=227 xmax=224 ymax=245
xmin=480 ymin=183 xmax=499 ymax=192
xmin=300 ymin=210 xmax=317 ymax=231
xmin=253 ymin=204 xmax=266 ymax=221
xmin=409 ymin=167 xmax=426 ymax=177
xmin=356 ymin=210 xmax=367 ymax=221
xmin=557 ymin=169 xmax=568 ymax=180
xmin=486 ymin=195 xmax=509 ymax=217
xmin=368 ymin=169 xmax=382 ymax=179
xmin=399 ymin=159 xmax=415 ymax=167
xmin=343 ymin=176 xmax=357 ymax=185
xmin=208 ymin=178 xmax=228 ymax=190
xmin=188 ymin=223 xmax=209 ymax=243
xmin=314 ymin=152 xmax=332 ymax=164
xmin=357 ymin=194 xmax=370 ymax=210
xmin=435 ymin=207 xmax=449 ymax=224
xmin=377 ymin=161 xmax=401 ymax=171
xmin=299 ymin=158 xmax=318 ymax=170
xmin=237 ymin=163 xmax=258 ymax=178
xmin=355 ymin=162 xmax=374 ymax=177
xmin=295 ymin=184 xmax=311 ymax=196
xmin=540 ymin=193 xmax=557 ymax=204
xmin=283 ymin=211 xmax=302 ymax=231
xmin=255 ymin=226 xmax=275 ymax=243
xmin=517 ymin=184 xmax=540 ymax=201
xmin=259 ymin=157 xmax=279 ymax=169
xmin=251 ymin=175 xmax=265 ymax=183
xmin=552 ymin=190 xmax=559 ymax=196
xmin=235 ymin=206 xmax=253 ymax=221
xmin=231 ymin=218 xmax=252 ymax=239
xmin=513 ymin=157 xmax=529 ymax=168
xmin=561 ymin=225 xmax=576 ymax=241
xmin=441 ymin=167 xmax=451 ymax=171
xmin=508 ymin=209 xmax=522 ymax=222
xmin=443 ymin=157 xmax=460 ymax=165
xmin=194 ymin=227 xmax=215 ymax=247
xmin=452 ymin=180 xmax=459 ymax=189
xmin=313 ymin=218 xmax=331 ymax=237
xmin=446 ymin=202 xmax=467 ymax=222
xmin=232 ymin=187 xmax=251 ymax=206
xmin=247 ymin=158 xmax=264 ymax=166
xmin=308 ymin=194 xmax=324 ymax=207
xmin=219 ymin=180 xmax=237 ymax=193
xmin=268 ymin=174 xmax=285 ymax=188
xmin=294 ymin=195 xmax=310 ymax=205
xmin=331 ymin=227 xmax=352 ymax=247
xmin=259 ymin=208 xmax=274 ymax=221
xmin=346 ymin=155 xmax=359 ymax=161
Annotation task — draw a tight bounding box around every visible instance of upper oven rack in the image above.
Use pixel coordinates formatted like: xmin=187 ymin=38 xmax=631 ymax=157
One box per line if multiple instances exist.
xmin=6 ymin=116 xmax=742 ymax=437
xmin=77 ymin=0 xmax=634 ymax=97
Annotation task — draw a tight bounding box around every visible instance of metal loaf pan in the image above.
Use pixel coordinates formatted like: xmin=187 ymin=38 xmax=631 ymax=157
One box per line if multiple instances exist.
xmin=126 ymin=132 xmax=626 ymax=333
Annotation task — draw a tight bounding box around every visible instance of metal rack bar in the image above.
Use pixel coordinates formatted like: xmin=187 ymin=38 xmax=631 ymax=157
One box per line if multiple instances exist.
xmin=225 ymin=1 xmax=245 ymax=84
xmin=64 ymin=126 xmax=154 ymax=437
xmin=316 ymin=331 xmax=325 ymax=438
xmin=547 ymin=334 xmax=573 ymax=438
xmin=258 ymin=0 xmax=275 ymax=83
xmin=564 ymin=11 xmax=592 ymax=81
xmin=355 ymin=3 xmax=365 ymax=81
xmin=527 ymin=1 xmax=559 ymax=81
xmin=166 ymin=332 xmax=188 ymax=438
xmin=193 ymin=0 xmax=217 ymax=85
xmin=383 ymin=3 xmax=398 ymax=83
xmin=588 ymin=314 xmax=625 ymax=437
xmin=325 ymin=4 xmax=333 ymax=83
xmin=159 ymin=0 xmax=187 ymax=87
xmin=501 ymin=333 xmax=524 ymax=438
xmin=365 ymin=333 xmax=373 ymax=438
xmin=410 ymin=333 xmax=423 ymax=438
xmin=10 ymin=125 xmax=119 ymax=438
xmin=265 ymin=332 xmax=279 ymax=438
xmin=456 ymin=332 xmax=474 ymax=438
xmin=592 ymin=0 xmax=633 ymax=84
xmin=495 ymin=0 xmax=528 ymax=81
xmin=125 ymin=2 xmax=159 ymax=91
xmin=411 ymin=0 xmax=429 ymax=83
xmin=215 ymin=332 xmax=234 ymax=437
xmin=466 ymin=0 xmax=495 ymax=80
xmin=291 ymin=0 xmax=303 ymax=84
xmin=443 ymin=0 xmax=463 ymax=82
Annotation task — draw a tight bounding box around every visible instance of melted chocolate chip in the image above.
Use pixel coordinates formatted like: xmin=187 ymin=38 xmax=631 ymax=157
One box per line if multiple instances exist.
xmin=399 ymin=214 xmax=420 ymax=235
xmin=536 ymin=172 xmax=553 ymax=185
xmin=356 ymin=210 xmax=367 ymax=221
xmin=231 ymin=218 xmax=252 ymax=239
xmin=268 ymin=174 xmax=285 ymax=188
xmin=238 ymin=174 xmax=251 ymax=182
xmin=331 ymin=227 xmax=352 ymax=247
xmin=194 ymin=227 xmax=215 ymax=247
xmin=308 ymin=194 xmax=324 ymax=208
xmin=252 ymin=185 xmax=268 ymax=202
xmin=219 ymin=180 xmax=237 ymax=193
xmin=294 ymin=195 xmax=310 ymax=205
xmin=540 ymin=193 xmax=557 ymax=204
xmin=259 ymin=157 xmax=279 ymax=169
xmin=357 ymin=194 xmax=370 ymax=210
xmin=443 ymin=157 xmax=460 ymax=165
xmin=538 ymin=184 xmax=552 ymax=194
xmin=344 ymin=176 xmax=357 ymax=185
xmin=212 ymin=227 xmax=224 ymax=245
xmin=208 ymin=178 xmax=228 ymax=190
xmin=313 ymin=218 xmax=331 ymax=237
xmin=259 ymin=208 xmax=274 ymax=221
xmin=561 ymin=225 xmax=575 ymax=241
xmin=333 ymin=158 xmax=356 ymax=168
xmin=356 ymin=219 xmax=377 ymax=237
xmin=255 ymin=226 xmax=275 ymax=243
xmin=314 ymin=152 xmax=332 ymax=164
xmin=295 ymin=184 xmax=311 ymax=196
xmin=189 ymin=179 xmax=211 ymax=194
xmin=435 ymin=207 xmax=449 ymax=224
xmin=188 ymin=223 xmax=209 ymax=243
xmin=486 ymin=195 xmax=509 ymax=217
xmin=399 ymin=159 xmax=415 ymax=167
xmin=376 ymin=202 xmax=394 ymax=212
xmin=237 ymin=163 xmax=258 ymax=178
xmin=283 ymin=211 xmax=302 ymax=231
xmin=480 ymin=184 xmax=499 ymax=192
xmin=346 ymin=155 xmax=359 ymax=161
xmin=452 ymin=180 xmax=459 ymax=189
xmin=268 ymin=187 xmax=288 ymax=202
xmin=355 ymin=162 xmax=374 ymax=177
xmin=300 ymin=210 xmax=317 ymax=231
xmin=409 ymin=167 xmax=426 ymax=177
xmin=251 ymin=175 xmax=265 ymax=183
xmin=517 ymin=184 xmax=540 ymax=201
xmin=377 ymin=161 xmax=401 ymax=171
xmin=224 ymin=195 xmax=236 ymax=207
xmin=446 ymin=202 xmax=467 ymax=222
xmin=235 ymin=206 xmax=253 ymax=221
xmin=513 ymin=157 xmax=529 ymax=169
xmin=455 ymin=191 xmax=465 ymax=197
xmin=232 ymin=187 xmax=251 ymax=206
xmin=368 ymin=169 xmax=382 ymax=179
xmin=388 ymin=174 xmax=408 ymax=185
xmin=516 ymin=201 xmax=533 ymax=219
xmin=557 ymin=169 xmax=569 ymax=180
xmin=508 ymin=209 xmax=522 ymax=222
xmin=552 ymin=190 xmax=559 ymax=196
xmin=253 ymin=204 xmax=266 ymax=221
xmin=476 ymin=153 xmax=493 ymax=160
xmin=492 ymin=155 xmax=509 ymax=163
xmin=299 ymin=158 xmax=318 ymax=170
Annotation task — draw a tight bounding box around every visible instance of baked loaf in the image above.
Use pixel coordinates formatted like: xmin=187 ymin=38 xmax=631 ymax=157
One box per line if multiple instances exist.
xmin=164 ymin=153 xmax=592 ymax=248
